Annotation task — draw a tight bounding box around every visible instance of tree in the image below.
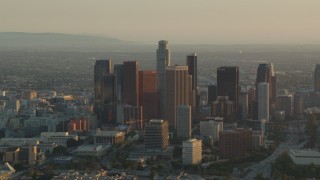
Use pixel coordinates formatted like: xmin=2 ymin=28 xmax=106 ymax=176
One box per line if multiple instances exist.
xmin=52 ymin=145 xmax=67 ymax=155
xmin=66 ymin=138 xmax=81 ymax=148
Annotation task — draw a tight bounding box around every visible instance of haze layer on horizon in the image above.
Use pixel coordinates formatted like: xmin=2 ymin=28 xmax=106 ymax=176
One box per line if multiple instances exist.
xmin=1 ymin=0 xmax=320 ymax=44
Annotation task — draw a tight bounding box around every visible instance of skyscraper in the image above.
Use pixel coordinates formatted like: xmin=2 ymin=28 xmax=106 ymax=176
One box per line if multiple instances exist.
xmin=315 ymin=64 xmax=320 ymax=92
xmin=207 ymin=85 xmax=217 ymax=105
xmin=186 ymin=53 xmax=198 ymax=108
xmin=123 ymin=105 xmax=144 ymax=130
xmin=157 ymin=40 xmax=170 ymax=118
xmin=277 ymin=95 xmax=293 ymax=119
xmin=165 ymin=66 xmax=193 ymax=129
xmin=114 ymin=64 xmax=124 ymax=124
xmin=94 ymin=60 xmax=115 ymax=127
xmin=123 ymin=61 xmax=139 ymax=106
xmin=239 ymin=92 xmax=248 ymax=121
xmin=294 ymin=93 xmax=304 ymax=120
xmin=139 ymin=70 xmax=158 ymax=120
xmin=217 ymin=66 xmax=239 ymax=121
xmin=256 ymin=64 xmax=272 ymax=95
xmin=258 ymin=83 xmax=269 ymax=121
xmin=256 ymin=63 xmax=276 ymax=119
xmin=94 ymin=59 xmax=112 ymax=108
xmin=177 ymin=105 xmax=192 ymax=139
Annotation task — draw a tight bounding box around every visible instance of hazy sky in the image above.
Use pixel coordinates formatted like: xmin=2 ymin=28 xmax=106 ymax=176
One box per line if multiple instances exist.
xmin=1 ymin=0 xmax=320 ymax=44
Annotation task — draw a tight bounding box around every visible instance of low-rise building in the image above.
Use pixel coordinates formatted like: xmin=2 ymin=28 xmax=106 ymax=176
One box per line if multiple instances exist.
xmin=93 ymin=130 xmax=125 ymax=145
xmin=40 ymin=132 xmax=78 ymax=147
xmin=0 ymin=138 xmax=40 ymax=147
xmin=3 ymin=146 xmax=46 ymax=165
xmin=289 ymin=149 xmax=320 ymax=166
xmin=73 ymin=145 xmax=110 ymax=157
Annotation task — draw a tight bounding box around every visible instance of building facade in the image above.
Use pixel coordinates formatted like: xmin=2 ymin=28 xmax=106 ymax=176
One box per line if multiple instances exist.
xmin=186 ymin=53 xmax=198 ymax=108
xmin=200 ymin=120 xmax=223 ymax=141
xmin=157 ymin=40 xmax=171 ymax=118
xmin=164 ymin=66 xmax=193 ymax=129
xmin=182 ymin=139 xmax=202 ymax=165
xmin=139 ymin=70 xmax=158 ymax=120
xmin=123 ymin=61 xmax=139 ymax=106
xmin=211 ymin=96 xmax=234 ymax=123
xmin=217 ymin=66 xmax=239 ymax=121
xmin=219 ymin=128 xmax=253 ymax=158
xmin=144 ymin=119 xmax=169 ymax=152
xmin=315 ymin=64 xmax=320 ymax=92
xmin=177 ymin=105 xmax=192 ymax=139
xmin=93 ymin=131 xmax=125 ymax=145
xmin=258 ymin=82 xmax=269 ymax=121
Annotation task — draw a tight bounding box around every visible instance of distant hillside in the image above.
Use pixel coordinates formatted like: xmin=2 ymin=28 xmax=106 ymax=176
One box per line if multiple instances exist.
xmin=0 ymin=32 xmax=139 ymax=51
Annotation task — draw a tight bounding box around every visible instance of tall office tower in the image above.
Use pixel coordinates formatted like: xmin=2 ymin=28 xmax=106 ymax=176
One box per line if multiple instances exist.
xmin=217 ymin=66 xmax=239 ymax=121
xmin=207 ymin=85 xmax=217 ymax=105
xmin=211 ymin=96 xmax=235 ymax=123
xmin=165 ymin=66 xmax=193 ymax=129
xmin=123 ymin=105 xmax=143 ymax=130
xmin=239 ymin=92 xmax=248 ymax=121
xmin=123 ymin=61 xmax=139 ymax=106
xmin=177 ymin=105 xmax=192 ymax=139
xmin=157 ymin=40 xmax=171 ymax=118
xmin=258 ymin=83 xmax=269 ymax=122
xmin=256 ymin=64 xmax=272 ymax=98
xmin=277 ymin=95 xmax=293 ymax=119
xmin=94 ymin=60 xmax=115 ymax=127
xmin=271 ymin=76 xmax=277 ymax=112
xmin=294 ymin=93 xmax=304 ymax=120
xmin=182 ymin=139 xmax=202 ymax=165
xmin=247 ymin=88 xmax=255 ymax=118
xmin=139 ymin=70 xmax=158 ymax=120
xmin=144 ymin=119 xmax=169 ymax=152
xmin=114 ymin=64 xmax=124 ymax=124
xmin=256 ymin=63 xmax=276 ymax=118
xmin=186 ymin=53 xmax=198 ymax=108
xmin=315 ymin=64 xmax=320 ymax=92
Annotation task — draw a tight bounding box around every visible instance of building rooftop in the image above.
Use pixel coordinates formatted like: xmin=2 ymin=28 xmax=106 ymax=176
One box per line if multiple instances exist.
xmin=95 ymin=131 xmax=125 ymax=137
xmin=149 ymin=119 xmax=164 ymax=124
xmin=289 ymin=149 xmax=320 ymax=157
xmin=185 ymin=139 xmax=201 ymax=143
xmin=75 ymin=145 xmax=110 ymax=152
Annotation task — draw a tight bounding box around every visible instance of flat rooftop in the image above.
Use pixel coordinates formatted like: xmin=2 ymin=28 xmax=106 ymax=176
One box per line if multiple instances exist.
xmin=290 ymin=149 xmax=320 ymax=157
xmin=94 ymin=131 xmax=125 ymax=137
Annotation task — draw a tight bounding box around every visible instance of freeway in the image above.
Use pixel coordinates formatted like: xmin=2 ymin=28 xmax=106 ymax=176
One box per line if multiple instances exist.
xmin=237 ymin=126 xmax=306 ymax=179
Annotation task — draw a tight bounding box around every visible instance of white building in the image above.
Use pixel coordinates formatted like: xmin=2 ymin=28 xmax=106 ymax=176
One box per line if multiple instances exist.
xmin=252 ymin=131 xmax=264 ymax=149
xmin=200 ymin=120 xmax=223 ymax=141
xmin=182 ymin=139 xmax=202 ymax=165
xmin=258 ymin=82 xmax=269 ymax=121
xmin=93 ymin=130 xmax=125 ymax=145
xmin=289 ymin=149 xmax=320 ymax=166
xmin=74 ymin=145 xmax=109 ymax=157
xmin=40 ymin=132 xmax=78 ymax=147
xmin=177 ymin=105 xmax=192 ymax=139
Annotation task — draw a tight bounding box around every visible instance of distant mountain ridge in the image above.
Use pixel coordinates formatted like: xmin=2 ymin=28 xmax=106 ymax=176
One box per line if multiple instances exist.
xmin=0 ymin=32 xmax=139 ymax=51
